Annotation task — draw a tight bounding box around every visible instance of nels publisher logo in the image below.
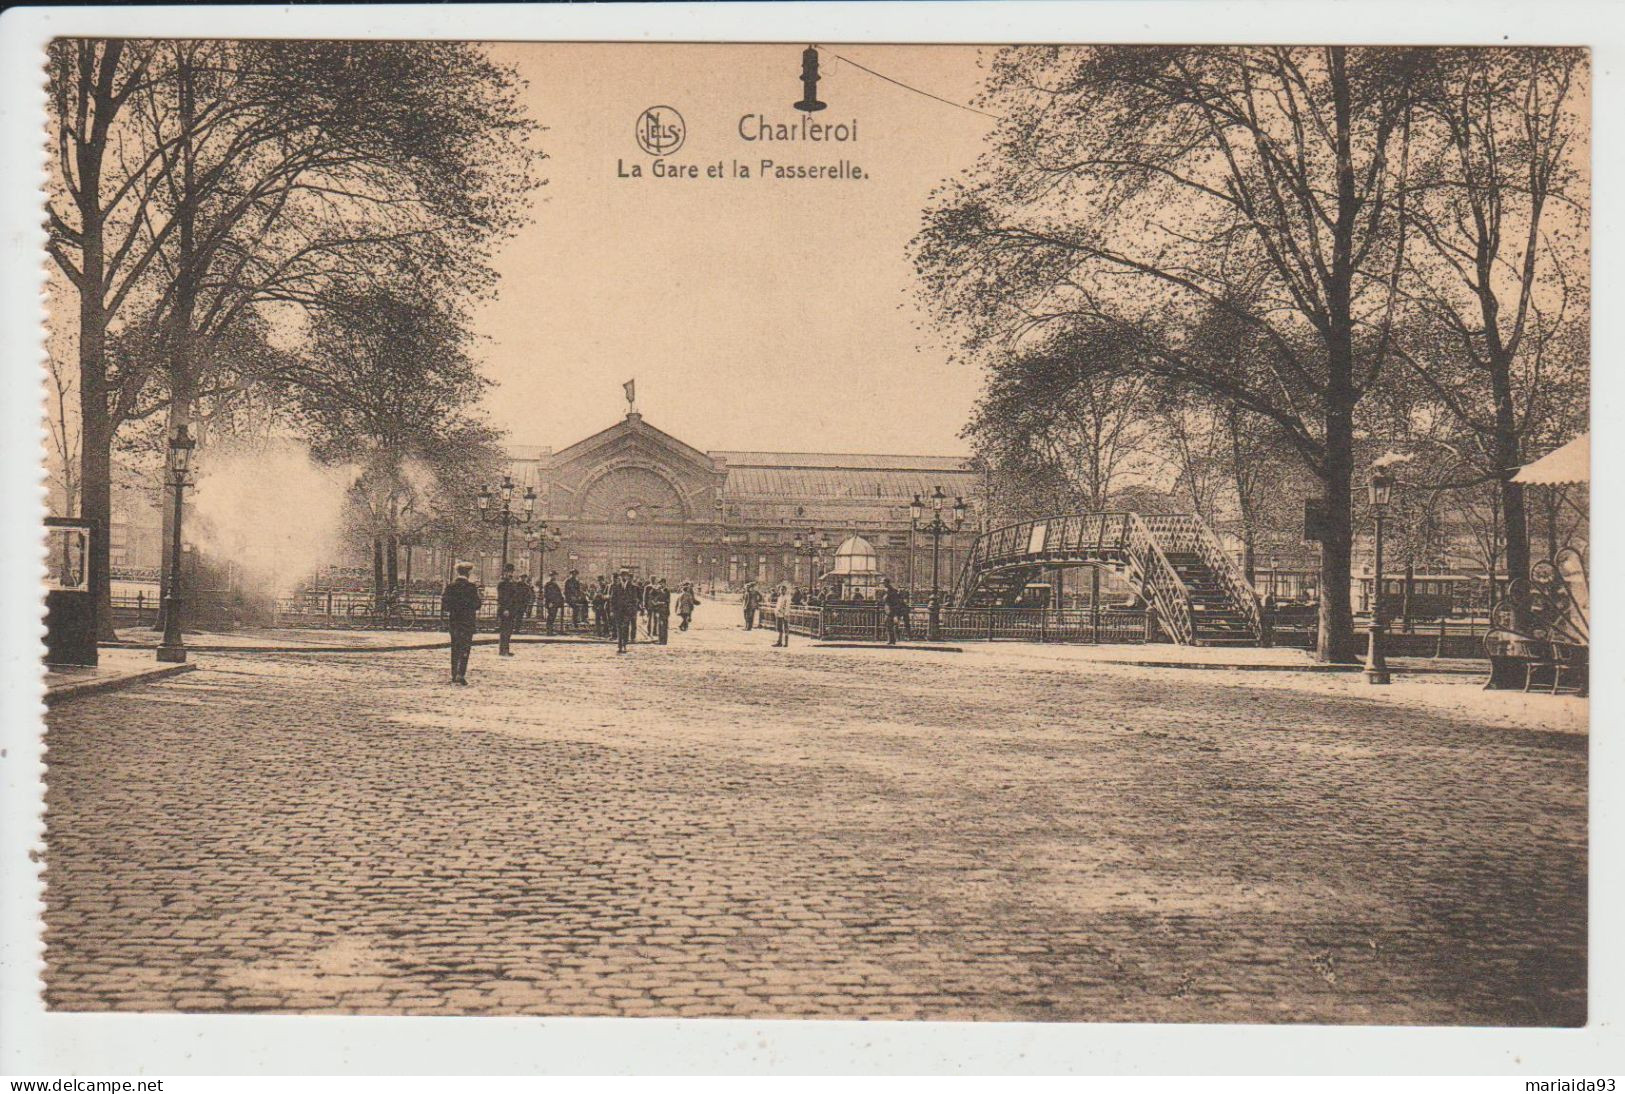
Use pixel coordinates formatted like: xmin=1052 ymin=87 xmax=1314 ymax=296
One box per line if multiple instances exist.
xmin=635 ymin=106 xmax=685 ymax=156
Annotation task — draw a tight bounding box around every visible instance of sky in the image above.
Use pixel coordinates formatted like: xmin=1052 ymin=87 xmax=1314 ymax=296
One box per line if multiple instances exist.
xmin=475 ymin=43 xmax=995 ymax=457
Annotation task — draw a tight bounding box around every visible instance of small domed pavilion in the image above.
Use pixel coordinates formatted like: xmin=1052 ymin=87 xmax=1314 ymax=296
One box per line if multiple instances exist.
xmin=827 ymin=534 xmax=882 ymax=600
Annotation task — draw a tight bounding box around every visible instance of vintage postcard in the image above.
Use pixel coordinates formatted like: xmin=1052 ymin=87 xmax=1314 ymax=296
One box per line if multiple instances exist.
xmin=5 ymin=4 xmax=1609 ymax=1076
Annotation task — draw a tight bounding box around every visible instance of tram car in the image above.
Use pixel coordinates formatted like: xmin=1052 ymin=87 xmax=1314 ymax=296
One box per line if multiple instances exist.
xmin=1354 ymin=573 xmax=1483 ymax=620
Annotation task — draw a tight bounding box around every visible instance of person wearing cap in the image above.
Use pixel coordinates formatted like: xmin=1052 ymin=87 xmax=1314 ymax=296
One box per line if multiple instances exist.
xmin=441 ymin=562 xmax=482 ymax=684
xmin=518 ymin=573 xmax=536 ymax=628
xmin=609 ymin=569 xmax=641 ymax=653
xmin=542 ymin=570 xmax=565 ymax=635
xmin=882 ymin=577 xmax=911 ymax=644
xmin=592 ymin=575 xmax=611 ymax=636
xmin=648 ymin=577 xmax=673 ymax=644
xmin=496 ymin=563 xmax=524 ymax=656
xmin=772 ymin=582 xmax=793 ymax=647
xmin=743 ymin=581 xmax=762 ymax=630
xmin=564 ymin=569 xmax=585 ymax=629
xmin=676 ymin=581 xmax=698 ymax=632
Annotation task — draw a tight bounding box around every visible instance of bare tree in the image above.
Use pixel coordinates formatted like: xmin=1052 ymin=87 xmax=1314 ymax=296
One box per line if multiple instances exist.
xmin=47 ymin=39 xmax=542 ymax=635
xmin=45 ymin=349 xmax=81 ymax=517
xmin=916 ymin=47 xmax=1419 ymax=661
xmin=965 ymin=325 xmax=1163 ymax=515
xmin=1394 ymin=47 xmax=1588 ymax=591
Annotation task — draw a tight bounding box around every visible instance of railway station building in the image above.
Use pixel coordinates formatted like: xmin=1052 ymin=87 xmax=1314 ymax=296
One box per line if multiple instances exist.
xmin=491 ymin=410 xmax=984 ymax=591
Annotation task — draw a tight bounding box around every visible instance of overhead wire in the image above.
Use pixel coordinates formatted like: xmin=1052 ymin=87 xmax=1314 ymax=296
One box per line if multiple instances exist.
xmin=815 ymin=46 xmax=1001 ymax=121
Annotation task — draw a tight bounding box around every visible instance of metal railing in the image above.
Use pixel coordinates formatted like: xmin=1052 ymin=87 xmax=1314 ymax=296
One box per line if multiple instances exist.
xmin=1139 ymin=513 xmax=1262 ymax=640
xmin=1123 ymin=513 xmax=1195 ymax=645
xmin=1269 ymin=613 xmax=1492 ymax=658
xmin=952 ymin=512 xmax=1135 ymax=603
xmin=950 ymin=511 xmax=1198 ymax=644
xmin=761 ymin=604 xmax=1153 ymax=644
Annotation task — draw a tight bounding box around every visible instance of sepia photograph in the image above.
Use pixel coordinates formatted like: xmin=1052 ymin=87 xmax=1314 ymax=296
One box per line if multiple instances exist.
xmin=9 ymin=10 xmax=1606 ymax=1070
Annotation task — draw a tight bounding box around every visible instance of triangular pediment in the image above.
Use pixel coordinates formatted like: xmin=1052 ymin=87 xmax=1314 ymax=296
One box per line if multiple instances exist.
xmin=548 ymin=414 xmax=719 ymax=476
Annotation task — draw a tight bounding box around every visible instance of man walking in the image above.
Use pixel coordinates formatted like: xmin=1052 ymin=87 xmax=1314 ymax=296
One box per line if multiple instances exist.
xmin=564 ymin=569 xmax=585 ymax=630
xmin=496 ymin=563 xmax=524 ymax=656
xmin=676 ymin=581 xmax=697 ymax=631
xmin=649 ymin=577 xmax=672 ymax=644
xmin=518 ymin=573 xmax=536 ymax=628
xmin=441 ymin=562 xmax=482 ymax=684
xmin=610 ymin=569 xmax=640 ymax=654
xmin=743 ymin=581 xmax=762 ymax=630
xmin=592 ymin=576 xmax=611 ymax=637
xmin=542 ymin=571 xmax=564 ymax=635
xmin=772 ymin=582 xmax=793 ymax=647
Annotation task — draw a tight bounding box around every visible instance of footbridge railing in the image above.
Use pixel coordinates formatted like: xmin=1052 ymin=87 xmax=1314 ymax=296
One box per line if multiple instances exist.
xmin=1137 ymin=514 xmax=1263 ymax=641
xmin=950 ymin=510 xmax=1264 ymax=646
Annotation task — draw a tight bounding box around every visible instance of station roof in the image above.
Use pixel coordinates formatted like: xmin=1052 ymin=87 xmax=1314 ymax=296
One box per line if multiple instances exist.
xmin=722 ymin=465 xmax=975 ymax=500
xmin=710 ymin=451 xmax=975 ymax=472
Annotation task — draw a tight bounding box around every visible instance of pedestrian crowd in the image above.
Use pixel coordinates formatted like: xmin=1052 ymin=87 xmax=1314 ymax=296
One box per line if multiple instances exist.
xmin=438 ymin=562 xmax=702 ymax=684
xmin=441 ymin=566 xmax=923 ymax=685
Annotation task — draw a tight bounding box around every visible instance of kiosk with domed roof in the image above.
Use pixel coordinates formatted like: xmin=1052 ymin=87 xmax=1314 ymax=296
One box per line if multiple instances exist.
xmin=826 ymin=534 xmax=882 ymax=601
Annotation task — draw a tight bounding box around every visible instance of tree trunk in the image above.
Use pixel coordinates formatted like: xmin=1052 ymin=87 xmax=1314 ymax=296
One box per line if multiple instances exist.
xmin=77 ymin=234 xmax=118 ymax=642
xmin=372 ymin=536 xmax=386 ymax=609
xmin=386 ymin=534 xmax=400 ymax=591
xmin=1316 ymin=48 xmax=1363 ymax=665
xmin=1318 ymin=405 xmax=1359 ymax=662
xmin=1491 ymin=362 xmax=1531 ymax=587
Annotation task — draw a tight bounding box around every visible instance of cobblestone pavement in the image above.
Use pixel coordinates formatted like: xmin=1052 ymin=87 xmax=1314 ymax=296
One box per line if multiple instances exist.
xmin=42 ymin=615 xmax=1586 ymax=1023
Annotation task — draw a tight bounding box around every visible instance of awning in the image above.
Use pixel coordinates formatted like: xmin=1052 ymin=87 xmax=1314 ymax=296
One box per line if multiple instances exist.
xmin=1513 ymin=433 xmax=1589 ymax=485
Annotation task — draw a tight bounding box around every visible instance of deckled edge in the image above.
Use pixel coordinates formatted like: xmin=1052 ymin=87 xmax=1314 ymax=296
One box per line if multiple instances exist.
xmin=0 ymin=6 xmax=53 ymax=1066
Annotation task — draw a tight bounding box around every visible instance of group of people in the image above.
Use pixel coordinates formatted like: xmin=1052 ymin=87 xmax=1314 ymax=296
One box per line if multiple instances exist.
xmin=439 ymin=563 xmax=924 ymax=685
xmin=738 ymin=577 xmax=913 ymax=646
xmin=740 ymin=580 xmax=797 ymax=646
xmin=438 ymin=562 xmax=703 ymax=683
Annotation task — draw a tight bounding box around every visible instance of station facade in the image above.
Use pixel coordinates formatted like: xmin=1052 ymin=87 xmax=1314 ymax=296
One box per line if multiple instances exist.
xmin=498 ymin=411 xmax=983 ymax=591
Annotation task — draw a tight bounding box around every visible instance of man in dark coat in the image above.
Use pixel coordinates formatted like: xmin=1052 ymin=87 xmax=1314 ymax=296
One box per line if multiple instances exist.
xmin=441 ymin=562 xmax=482 ymax=684
xmin=609 ymin=569 xmax=641 ymax=653
xmin=648 ymin=577 xmax=672 ymax=644
xmin=496 ymin=563 xmax=524 ymax=656
xmin=542 ymin=571 xmax=565 ymax=635
xmin=518 ymin=573 xmax=536 ymax=626
xmin=743 ymin=582 xmax=762 ymax=630
xmin=592 ymin=576 xmax=610 ymax=636
xmin=564 ymin=569 xmax=584 ymax=629
xmin=882 ymin=578 xmax=911 ymax=645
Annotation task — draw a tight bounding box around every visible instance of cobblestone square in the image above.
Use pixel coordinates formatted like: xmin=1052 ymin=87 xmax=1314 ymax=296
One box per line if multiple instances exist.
xmin=42 ymin=618 xmax=1587 ymax=1024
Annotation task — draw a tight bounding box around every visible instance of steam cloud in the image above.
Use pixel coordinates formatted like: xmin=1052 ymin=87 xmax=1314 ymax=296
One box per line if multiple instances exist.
xmin=188 ymin=441 xmax=355 ymax=599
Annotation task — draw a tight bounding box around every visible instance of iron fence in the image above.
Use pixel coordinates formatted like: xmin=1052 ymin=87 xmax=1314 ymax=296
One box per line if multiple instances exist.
xmin=762 ymin=604 xmax=1153 ymax=644
xmin=1270 ymin=615 xmax=1491 ymax=658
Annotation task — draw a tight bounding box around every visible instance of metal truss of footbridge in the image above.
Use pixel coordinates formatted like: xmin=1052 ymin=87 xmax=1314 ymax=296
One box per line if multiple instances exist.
xmin=951 ymin=512 xmax=1263 ymax=646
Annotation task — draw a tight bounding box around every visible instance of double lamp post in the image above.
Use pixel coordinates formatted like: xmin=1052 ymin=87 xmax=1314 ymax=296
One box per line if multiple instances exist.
xmin=476 ymin=475 xmax=536 ymax=574
xmin=912 ymin=485 xmax=967 ymax=642
xmin=792 ymin=529 xmax=830 ymax=599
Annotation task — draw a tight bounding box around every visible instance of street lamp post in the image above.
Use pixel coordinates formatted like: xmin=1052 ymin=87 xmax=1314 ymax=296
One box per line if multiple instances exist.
xmin=156 ymin=425 xmax=197 ymax=664
xmin=792 ymin=529 xmax=828 ymax=599
xmin=477 ymin=475 xmax=536 ymax=573
xmin=528 ymin=525 xmax=562 ymax=581
xmin=1270 ymin=553 xmax=1281 ymax=600
xmin=912 ymin=486 xmax=967 ymax=642
xmin=1364 ymin=469 xmax=1394 ymax=685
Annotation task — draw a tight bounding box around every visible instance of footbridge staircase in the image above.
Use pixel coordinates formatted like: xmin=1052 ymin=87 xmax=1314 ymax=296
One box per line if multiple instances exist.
xmin=952 ymin=512 xmax=1262 ymax=646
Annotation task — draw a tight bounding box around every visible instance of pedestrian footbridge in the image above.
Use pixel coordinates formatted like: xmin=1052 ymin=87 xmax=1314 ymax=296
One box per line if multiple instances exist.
xmin=952 ymin=512 xmax=1262 ymax=646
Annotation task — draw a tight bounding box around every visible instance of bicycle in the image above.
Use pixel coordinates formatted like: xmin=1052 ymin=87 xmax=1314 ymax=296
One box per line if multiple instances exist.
xmin=347 ymin=591 xmax=419 ymax=630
